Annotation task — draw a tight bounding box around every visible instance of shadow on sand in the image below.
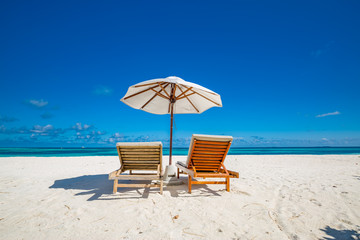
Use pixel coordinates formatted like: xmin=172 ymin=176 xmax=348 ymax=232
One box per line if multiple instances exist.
xmin=49 ymin=174 xmax=221 ymax=201
xmin=320 ymin=226 xmax=360 ymax=240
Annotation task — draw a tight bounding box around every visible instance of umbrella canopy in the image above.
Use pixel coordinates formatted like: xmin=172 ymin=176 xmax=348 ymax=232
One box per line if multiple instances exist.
xmin=121 ymin=76 xmax=222 ymax=164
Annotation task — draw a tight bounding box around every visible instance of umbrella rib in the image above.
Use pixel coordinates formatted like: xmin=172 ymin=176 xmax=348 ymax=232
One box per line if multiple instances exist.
xmin=133 ymin=81 xmax=164 ymax=88
xmin=179 ymin=84 xmax=218 ymax=96
xmin=178 ymin=86 xmax=199 ymax=112
xmin=158 ymin=83 xmax=170 ymax=98
xmin=175 ymin=86 xmax=193 ymax=99
xmin=177 ymin=92 xmax=196 ymax=100
xmin=141 ymin=93 xmax=158 ymax=109
xmin=123 ymin=84 xmax=162 ymax=100
xmin=140 ymin=83 xmax=170 ymax=109
xmin=191 ymin=90 xmax=221 ymax=106
xmin=150 ymin=89 xmax=169 ymax=100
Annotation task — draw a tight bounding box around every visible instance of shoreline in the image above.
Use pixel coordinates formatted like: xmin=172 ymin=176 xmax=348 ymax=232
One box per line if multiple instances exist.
xmin=1 ymin=155 xmax=359 ymax=239
xmin=1 ymin=153 xmax=360 ymax=158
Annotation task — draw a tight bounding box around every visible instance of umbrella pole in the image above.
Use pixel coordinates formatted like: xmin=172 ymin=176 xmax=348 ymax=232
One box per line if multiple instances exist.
xmin=169 ymin=102 xmax=174 ymax=165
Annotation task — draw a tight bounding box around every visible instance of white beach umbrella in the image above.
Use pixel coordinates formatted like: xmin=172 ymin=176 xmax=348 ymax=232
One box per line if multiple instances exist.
xmin=121 ymin=76 xmax=222 ymax=165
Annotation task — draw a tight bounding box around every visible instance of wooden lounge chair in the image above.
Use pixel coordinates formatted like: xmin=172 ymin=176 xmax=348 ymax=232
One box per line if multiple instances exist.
xmin=175 ymin=134 xmax=239 ymax=193
xmin=109 ymin=142 xmax=163 ymax=194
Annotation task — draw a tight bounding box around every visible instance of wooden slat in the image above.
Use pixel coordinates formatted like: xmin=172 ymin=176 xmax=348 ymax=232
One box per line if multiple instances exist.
xmin=192 ymin=162 xmax=221 ymax=166
xmin=191 ymin=181 xmax=227 ymax=185
xmin=123 ymin=160 xmax=159 ymax=163
xmin=193 ymin=162 xmax=220 ymax=166
xmin=193 ymin=157 xmax=220 ymax=162
xmin=192 ymin=157 xmax=221 ymax=162
xmin=123 ymin=165 xmax=158 ymax=167
xmin=122 ymin=158 xmax=160 ymax=161
xmin=123 ymin=161 xmax=159 ymax=164
xmin=195 ymin=167 xmax=218 ymax=170
xmin=111 ymin=175 xmax=161 ymax=180
xmin=193 ymin=161 xmax=220 ymax=165
xmin=121 ymin=155 xmax=160 ymax=160
xmin=123 ymin=164 xmax=159 ymax=166
xmin=194 ymin=165 xmax=218 ymax=168
xmin=192 ymin=155 xmax=223 ymax=159
xmin=195 ymin=173 xmax=229 ymax=177
xmin=194 ymin=149 xmax=226 ymax=153
xmin=120 ymin=152 xmax=159 ymax=155
xmin=195 ymin=169 xmax=218 ymax=172
xmin=123 ymin=166 xmax=159 ymax=168
xmin=192 ymin=156 xmax=223 ymax=160
xmin=192 ymin=159 xmax=221 ymax=162
xmin=193 ymin=149 xmax=226 ymax=154
xmin=124 ymin=168 xmax=157 ymax=171
xmin=195 ymin=145 xmax=227 ymax=148
xmin=193 ymin=163 xmax=221 ymax=166
xmin=123 ymin=162 xmax=159 ymax=165
xmin=119 ymin=148 xmax=160 ymax=152
xmin=194 ymin=144 xmax=228 ymax=149
xmin=119 ymin=146 xmax=161 ymax=149
xmin=123 ymin=167 xmax=158 ymax=170
xmin=192 ymin=153 xmax=224 ymax=156
xmin=123 ymin=164 xmax=158 ymax=167
xmin=195 ymin=140 xmax=229 ymax=145
xmin=121 ymin=154 xmax=159 ymax=157
xmin=123 ymin=164 xmax=159 ymax=167
xmin=123 ymin=158 xmax=160 ymax=162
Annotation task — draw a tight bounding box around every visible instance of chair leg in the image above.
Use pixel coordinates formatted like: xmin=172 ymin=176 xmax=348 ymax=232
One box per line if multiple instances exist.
xmin=188 ymin=175 xmax=192 ymax=193
xmin=177 ymin=168 xmax=179 ymax=179
xmin=113 ymin=179 xmax=118 ymax=194
xmin=160 ymin=180 xmax=163 ymax=195
xmin=226 ymin=177 xmax=230 ymax=192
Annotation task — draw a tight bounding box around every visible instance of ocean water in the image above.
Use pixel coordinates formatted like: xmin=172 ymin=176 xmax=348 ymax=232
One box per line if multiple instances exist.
xmin=0 ymin=147 xmax=359 ymax=157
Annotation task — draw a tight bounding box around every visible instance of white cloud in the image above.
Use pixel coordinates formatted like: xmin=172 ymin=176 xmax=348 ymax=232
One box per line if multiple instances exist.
xmin=107 ymin=132 xmax=124 ymax=143
xmin=316 ymin=111 xmax=340 ymax=118
xmin=30 ymin=124 xmax=54 ymax=134
xmin=93 ymin=85 xmax=113 ymax=96
xmin=25 ymin=99 xmax=48 ymax=108
xmin=72 ymin=123 xmax=92 ymax=131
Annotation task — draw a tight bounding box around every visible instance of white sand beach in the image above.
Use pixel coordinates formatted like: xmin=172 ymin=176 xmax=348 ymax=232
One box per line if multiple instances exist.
xmin=0 ymin=155 xmax=359 ymax=240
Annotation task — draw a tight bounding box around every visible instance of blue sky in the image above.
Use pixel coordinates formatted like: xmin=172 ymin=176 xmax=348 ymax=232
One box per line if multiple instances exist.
xmin=1 ymin=0 xmax=360 ymax=147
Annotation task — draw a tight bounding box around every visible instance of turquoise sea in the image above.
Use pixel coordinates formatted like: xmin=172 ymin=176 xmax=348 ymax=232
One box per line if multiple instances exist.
xmin=0 ymin=147 xmax=359 ymax=157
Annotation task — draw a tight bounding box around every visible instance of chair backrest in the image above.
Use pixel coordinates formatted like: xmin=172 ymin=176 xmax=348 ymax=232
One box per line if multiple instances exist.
xmin=186 ymin=134 xmax=233 ymax=172
xmin=116 ymin=142 xmax=162 ymax=172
